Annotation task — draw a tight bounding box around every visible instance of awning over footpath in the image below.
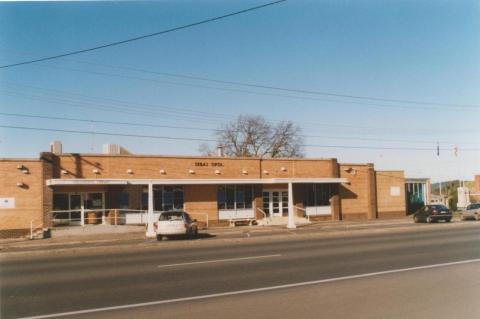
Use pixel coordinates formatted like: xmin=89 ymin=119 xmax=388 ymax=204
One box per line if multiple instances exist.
xmin=46 ymin=177 xmax=348 ymax=186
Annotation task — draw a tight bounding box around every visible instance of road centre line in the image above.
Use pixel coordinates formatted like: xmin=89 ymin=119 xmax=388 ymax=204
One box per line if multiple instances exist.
xmin=157 ymin=254 xmax=282 ymax=268
xmin=17 ymin=258 xmax=480 ymax=319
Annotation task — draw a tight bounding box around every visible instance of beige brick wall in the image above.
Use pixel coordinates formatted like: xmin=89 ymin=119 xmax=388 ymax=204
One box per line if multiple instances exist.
xmin=376 ymin=171 xmax=406 ymax=219
xmin=55 ymin=155 xmax=339 ymax=180
xmin=339 ymin=164 xmax=376 ymax=220
xmin=0 ymin=159 xmax=43 ymax=233
xmin=184 ymin=184 xmax=218 ymax=224
xmin=1 ymin=152 xmax=408 ymax=233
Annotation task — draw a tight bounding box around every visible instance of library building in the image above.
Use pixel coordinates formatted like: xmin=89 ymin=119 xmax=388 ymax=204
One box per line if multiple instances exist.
xmin=0 ymin=142 xmax=408 ymax=238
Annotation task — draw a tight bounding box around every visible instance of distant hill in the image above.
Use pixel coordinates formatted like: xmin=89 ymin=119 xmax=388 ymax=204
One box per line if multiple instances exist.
xmin=431 ymin=180 xmax=474 ymax=195
xmin=431 ymin=180 xmax=474 ymax=210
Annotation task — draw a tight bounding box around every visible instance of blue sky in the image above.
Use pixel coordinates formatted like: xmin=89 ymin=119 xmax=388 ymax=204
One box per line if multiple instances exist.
xmin=0 ymin=0 xmax=479 ymax=182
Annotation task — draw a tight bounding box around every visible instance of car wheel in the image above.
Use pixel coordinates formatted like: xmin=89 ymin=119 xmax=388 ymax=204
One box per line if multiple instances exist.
xmin=475 ymin=215 xmax=480 ymax=221
xmin=426 ymin=216 xmax=432 ymax=223
xmin=414 ymin=215 xmax=420 ymax=223
xmin=445 ymin=218 xmax=451 ymax=223
xmin=156 ymin=234 xmax=162 ymax=241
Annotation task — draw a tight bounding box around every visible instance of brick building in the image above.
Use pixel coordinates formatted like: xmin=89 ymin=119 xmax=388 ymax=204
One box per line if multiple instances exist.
xmin=0 ymin=143 xmax=407 ymax=238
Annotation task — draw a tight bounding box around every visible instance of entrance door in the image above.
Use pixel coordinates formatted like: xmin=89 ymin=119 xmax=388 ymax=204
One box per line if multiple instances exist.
xmin=68 ymin=193 xmax=105 ymax=225
xmin=69 ymin=194 xmax=82 ymax=225
xmin=262 ymin=190 xmax=289 ymax=217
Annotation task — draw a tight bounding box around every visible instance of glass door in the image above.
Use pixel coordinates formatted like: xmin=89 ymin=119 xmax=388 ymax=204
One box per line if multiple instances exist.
xmin=262 ymin=191 xmax=270 ymax=216
xmin=281 ymin=191 xmax=289 ymax=216
xmin=69 ymin=194 xmax=82 ymax=225
xmin=263 ymin=190 xmax=289 ymax=217
xmin=84 ymin=193 xmax=105 ymax=224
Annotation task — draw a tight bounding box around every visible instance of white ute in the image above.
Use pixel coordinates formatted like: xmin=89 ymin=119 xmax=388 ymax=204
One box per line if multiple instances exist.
xmin=462 ymin=203 xmax=480 ymax=221
xmin=155 ymin=211 xmax=198 ymax=240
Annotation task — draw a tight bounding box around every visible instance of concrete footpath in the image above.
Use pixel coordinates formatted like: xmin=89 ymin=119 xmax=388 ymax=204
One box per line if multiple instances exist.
xmin=0 ymin=217 xmax=471 ymax=256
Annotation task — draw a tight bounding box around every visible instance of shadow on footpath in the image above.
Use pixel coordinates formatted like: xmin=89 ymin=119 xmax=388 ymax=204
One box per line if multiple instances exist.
xmin=157 ymin=233 xmax=217 ymax=241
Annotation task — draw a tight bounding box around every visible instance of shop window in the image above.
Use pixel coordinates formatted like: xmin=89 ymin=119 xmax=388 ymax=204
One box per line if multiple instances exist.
xmin=153 ymin=188 xmax=162 ymax=211
xmin=305 ymin=184 xmax=337 ymax=207
xmin=217 ymin=186 xmax=227 ymax=210
xmin=119 ymin=192 xmax=129 ymax=209
xmin=173 ymin=186 xmax=184 ymax=210
xmin=141 ymin=192 xmax=148 ymax=211
xmin=149 ymin=185 xmax=184 ymax=212
xmin=53 ymin=194 xmax=69 ymax=211
xmin=218 ymin=185 xmax=254 ymax=210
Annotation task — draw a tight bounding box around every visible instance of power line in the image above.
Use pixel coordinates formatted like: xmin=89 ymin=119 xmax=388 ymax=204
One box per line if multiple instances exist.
xmin=68 ymin=60 xmax=480 ymax=109
xmin=20 ymin=63 xmax=478 ymax=112
xmin=0 ymin=89 xmax=229 ymax=124
xmin=0 ymin=125 xmax=216 ymax=143
xmin=4 ymin=82 xmax=478 ymax=134
xmin=2 ymin=50 xmax=478 ymax=111
xmin=1 ymin=112 xmax=478 ymax=146
xmin=0 ymin=112 xmax=217 ymax=132
xmin=0 ymin=0 xmax=286 ymax=69
xmin=3 ymin=81 xmax=232 ymax=120
xmin=1 ymin=124 xmax=479 ymax=152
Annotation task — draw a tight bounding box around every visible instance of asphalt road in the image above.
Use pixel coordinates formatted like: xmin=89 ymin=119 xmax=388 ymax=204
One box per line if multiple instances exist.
xmin=2 ymin=224 xmax=480 ymax=319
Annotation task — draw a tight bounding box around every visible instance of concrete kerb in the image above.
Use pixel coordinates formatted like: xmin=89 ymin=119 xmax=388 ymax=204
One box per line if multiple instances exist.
xmin=0 ymin=218 xmax=425 ymax=251
xmin=2 ymin=218 xmax=477 ymax=258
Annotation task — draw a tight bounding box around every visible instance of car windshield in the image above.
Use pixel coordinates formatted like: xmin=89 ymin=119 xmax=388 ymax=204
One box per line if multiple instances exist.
xmin=432 ymin=205 xmax=448 ymax=210
xmin=159 ymin=212 xmax=184 ymax=221
xmin=468 ymin=204 xmax=480 ymax=210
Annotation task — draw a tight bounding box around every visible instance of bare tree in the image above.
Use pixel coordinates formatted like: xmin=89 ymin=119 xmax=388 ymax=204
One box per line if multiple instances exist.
xmin=200 ymin=115 xmax=304 ymax=158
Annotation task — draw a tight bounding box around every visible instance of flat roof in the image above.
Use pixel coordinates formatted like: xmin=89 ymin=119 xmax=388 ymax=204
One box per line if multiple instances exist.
xmin=405 ymin=178 xmax=430 ymax=183
xmin=50 ymin=153 xmax=336 ymax=161
xmin=0 ymin=158 xmax=40 ymax=162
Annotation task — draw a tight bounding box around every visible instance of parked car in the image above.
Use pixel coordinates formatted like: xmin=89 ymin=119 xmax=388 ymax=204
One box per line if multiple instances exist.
xmin=413 ymin=205 xmax=452 ymax=223
xmin=155 ymin=211 xmax=198 ymax=240
xmin=461 ymin=203 xmax=480 ymax=221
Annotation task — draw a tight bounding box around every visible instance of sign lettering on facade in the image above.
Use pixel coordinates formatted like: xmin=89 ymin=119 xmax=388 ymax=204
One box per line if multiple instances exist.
xmin=0 ymin=197 xmax=15 ymax=209
xmin=194 ymin=162 xmax=224 ymax=167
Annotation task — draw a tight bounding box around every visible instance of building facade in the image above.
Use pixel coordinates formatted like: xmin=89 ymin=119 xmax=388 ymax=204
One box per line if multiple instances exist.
xmin=0 ymin=145 xmax=408 ymax=238
xmin=405 ymin=178 xmax=431 ymax=214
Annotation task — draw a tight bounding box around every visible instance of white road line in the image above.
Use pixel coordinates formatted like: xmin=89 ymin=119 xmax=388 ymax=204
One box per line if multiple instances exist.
xmin=17 ymin=258 xmax=480 ymax=319
xmin=157 ymin=254 xmax=282 ymax=268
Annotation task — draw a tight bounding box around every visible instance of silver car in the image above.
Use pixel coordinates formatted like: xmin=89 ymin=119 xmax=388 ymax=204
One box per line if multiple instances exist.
xmin=461 ymin=203 xmax=480 ymax=221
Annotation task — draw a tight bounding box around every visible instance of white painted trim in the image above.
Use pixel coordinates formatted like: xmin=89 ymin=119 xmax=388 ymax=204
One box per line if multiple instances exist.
xmin=18 ymin=258 xmax=480 ymax=319
xmin=287 ymin=182 xmax=296 ymax=229
xmin=305 ymin=206 xmax=331 ymax=216
xmin=46 ymin=177 xmax=349 ymax=186
xmin=218 ymin=209 xmax=255 ymax=220
xmin=145 ymin=183 xmax=155 ymax=238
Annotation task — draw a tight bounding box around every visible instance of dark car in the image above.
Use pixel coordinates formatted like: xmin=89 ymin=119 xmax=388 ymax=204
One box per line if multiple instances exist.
xmin=413 ymin=205 xmax=452 ymax=223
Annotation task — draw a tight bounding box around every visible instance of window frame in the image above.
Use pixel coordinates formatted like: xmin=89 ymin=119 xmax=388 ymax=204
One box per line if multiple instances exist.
xmin=305 ymin=184 xmax=337 ymax=207
xmin=217 ymin=184 xmax=254 ymax=211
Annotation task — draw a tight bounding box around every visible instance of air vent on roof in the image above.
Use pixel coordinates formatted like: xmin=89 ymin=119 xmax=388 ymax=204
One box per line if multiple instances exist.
xmin=50 ymin=141 xmax=62 ymax=154
xmin=102 ymin=144 xmax=130 ymax=155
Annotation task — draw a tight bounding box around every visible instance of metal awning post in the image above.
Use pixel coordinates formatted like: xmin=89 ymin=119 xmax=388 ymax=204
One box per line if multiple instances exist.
xmin=287 ymin=182 xmax=296 ymax=229
xmin=145 ymin=182 xmax=156 ymax=238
